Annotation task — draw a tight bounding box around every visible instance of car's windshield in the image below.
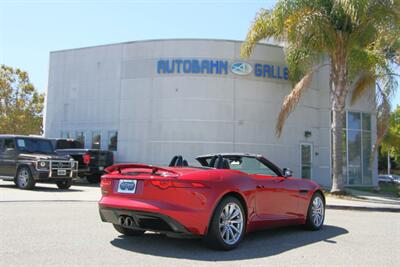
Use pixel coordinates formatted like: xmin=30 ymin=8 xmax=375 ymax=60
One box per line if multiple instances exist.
xmin=227 ymin=156 xmax=278 ymax=176
xmin=199 ymin=156 xmax=279 ymax=176
xmin=16 ymin=138 xmax=54 ymax=154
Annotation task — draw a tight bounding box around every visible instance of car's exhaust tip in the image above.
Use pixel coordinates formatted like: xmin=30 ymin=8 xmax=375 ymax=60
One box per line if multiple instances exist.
xmin=125 ymin=216 xmax=133 ymax=227
xmin=119 ymin=215 xmax=135 ymax=228
xmin=118 ymin=216 xmax=125 ymax=226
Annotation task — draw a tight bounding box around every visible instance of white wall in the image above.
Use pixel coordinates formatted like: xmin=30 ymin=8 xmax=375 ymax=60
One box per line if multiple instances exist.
xmin=45 ymin=39 xmax=376 ymax=187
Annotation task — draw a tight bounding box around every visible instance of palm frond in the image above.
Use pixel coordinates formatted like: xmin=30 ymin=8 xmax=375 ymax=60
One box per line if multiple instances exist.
xmin=276 ymin=70 xmax=314 ymax=137
xmin=350 ymin=72 xmax=375 ymax=104
xmin=241 ymin=9 xmax=274 ymax=58
xmin=372 ymin=76 xmax=398 ymax=157
xmin=373 ymin=94 xmax=390 ymax=157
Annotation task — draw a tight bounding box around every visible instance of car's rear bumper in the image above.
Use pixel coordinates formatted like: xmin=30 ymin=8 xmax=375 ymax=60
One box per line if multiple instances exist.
xmin=98 ymin=196 xmax=212 ymax=236
xmin=99 ymin=206 xmax=198 ymax=237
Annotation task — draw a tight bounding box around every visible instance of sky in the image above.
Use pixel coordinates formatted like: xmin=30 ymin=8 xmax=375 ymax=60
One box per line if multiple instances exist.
xmin=0 ymin=0 xmax=399 ymax=108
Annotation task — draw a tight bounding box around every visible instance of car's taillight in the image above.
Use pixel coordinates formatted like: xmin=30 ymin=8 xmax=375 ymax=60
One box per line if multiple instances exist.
xmin=100 ymin=178 xmax=112 ymax=195
xmin=150 ymin=180 xmax=207 ymax=189
xmin=83 ymin=153 xmax=91 ymax=165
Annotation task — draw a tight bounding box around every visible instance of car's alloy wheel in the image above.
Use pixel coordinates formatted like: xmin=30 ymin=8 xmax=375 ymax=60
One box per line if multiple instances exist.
xmin=311 ymin=196 xmax=324 ymax=227
xmin=305 ymin=193 xmax=325 ymax=230
xmin=218 ymin=203 xmax=244 ymax=245
xmin=16 ymin=167 xmax=35 ymax=190
xmin=205 ymin=196 xmax=246 ymax=250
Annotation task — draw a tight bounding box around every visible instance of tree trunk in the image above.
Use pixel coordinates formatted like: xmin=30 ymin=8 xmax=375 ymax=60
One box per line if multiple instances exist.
xmin=330 ymin=54 xmax=348 ymax=193
xmin=331 ymin=101 xmax=346 ymax=193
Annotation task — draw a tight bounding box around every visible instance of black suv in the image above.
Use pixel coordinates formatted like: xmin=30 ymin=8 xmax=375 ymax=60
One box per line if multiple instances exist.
xmin=0 ymin=135 xmax=78 ymax=190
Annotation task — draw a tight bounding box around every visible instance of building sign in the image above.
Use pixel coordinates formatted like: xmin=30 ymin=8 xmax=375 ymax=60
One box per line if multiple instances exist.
xmin=157 ymin=58 xmax=289 ymax=80
xmin=157 ymin=59 xmax=228 ymax=74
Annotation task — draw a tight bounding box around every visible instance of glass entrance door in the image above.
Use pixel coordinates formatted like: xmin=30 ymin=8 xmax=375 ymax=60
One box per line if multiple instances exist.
xmin=300 ymin=143 xmax=313 ymax=179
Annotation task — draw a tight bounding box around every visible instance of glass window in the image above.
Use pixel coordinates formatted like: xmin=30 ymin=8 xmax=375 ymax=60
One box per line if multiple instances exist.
xmin=1 ymin=138 xmax=15 ymax=152
xmin=362 ymin=132 xmax=372 ymax=184
xmin=91 ymin=131 xmax=101 ymax=149
xmin=75 ymin=131 xmax=85 ymax=148
xmin=108 ymin=131 xmax=118 ymax=151
xmin=347 ymin=130 xmax=362 ymax=184
xmin=348 ymin=130 xmax=362 ymax=166
xmin=16 ymin=138 xmax=53 ymax=154
xmin=228 ymin=157 xmax=278 ymax=176
xmin=362 ymin=113 xmax=371 ymax=131
xmin=348 ymin=166 xmax=362 ymax=185
xmin=343 ymin=112 xmax=372 ymax=185
xmin=301 ymin=144 xmax=312 ymax=179
xmin=348 ymin=112 xmax=361 ymax=130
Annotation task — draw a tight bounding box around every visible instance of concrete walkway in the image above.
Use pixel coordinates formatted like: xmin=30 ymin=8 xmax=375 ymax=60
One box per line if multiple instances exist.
xmin=326 ymin=189 xmax=400 ymax=212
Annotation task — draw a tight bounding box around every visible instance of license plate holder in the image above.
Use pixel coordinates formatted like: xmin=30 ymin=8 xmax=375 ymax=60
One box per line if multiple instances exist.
xmin=57 ymin=169 xmax=67 ymax=176
xmin=117 ymin=179 xmax=137 ymax=194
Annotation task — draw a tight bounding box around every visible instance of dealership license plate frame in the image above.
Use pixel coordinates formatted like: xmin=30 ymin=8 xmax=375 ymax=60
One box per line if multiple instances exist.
xmin=117 ymin=179 xmax=137 ymax=194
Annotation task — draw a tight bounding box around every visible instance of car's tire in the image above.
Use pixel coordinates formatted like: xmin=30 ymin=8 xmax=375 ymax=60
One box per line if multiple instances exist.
xmin=87 ymin=174 xmax=101 ymax=184
xmin=204 ymin=196 xmax=246 ymax=250
xmin=304 ymin=192 xmax=325 ymax=230
xmin=16 ymin=166 xmax=35 ymax=190
xmin=113 ymin=224 xmax=145 ymax=236
xmin=56 ymin=180 xmax=72 ymax=189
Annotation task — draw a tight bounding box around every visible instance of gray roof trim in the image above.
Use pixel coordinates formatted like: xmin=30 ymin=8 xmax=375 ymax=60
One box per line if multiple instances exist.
xmin=50 ymin=38 xmax=283 ymax=54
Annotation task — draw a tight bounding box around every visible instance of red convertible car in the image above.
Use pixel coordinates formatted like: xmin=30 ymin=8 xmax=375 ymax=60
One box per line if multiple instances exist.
xmin=99 ymin=153 xmax=325 ymax=250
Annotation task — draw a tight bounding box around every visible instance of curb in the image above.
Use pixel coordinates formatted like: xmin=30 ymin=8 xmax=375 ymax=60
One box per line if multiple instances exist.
xmin=326 ymin=204 xmax=400 ymax=213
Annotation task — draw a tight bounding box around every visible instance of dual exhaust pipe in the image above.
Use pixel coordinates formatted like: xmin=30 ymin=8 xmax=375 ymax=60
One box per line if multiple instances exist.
xmin=118 ymin=215 xmax=136 ymax=228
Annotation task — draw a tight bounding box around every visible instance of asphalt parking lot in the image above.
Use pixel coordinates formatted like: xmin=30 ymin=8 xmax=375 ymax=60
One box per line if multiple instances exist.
xmin=0 ymin=180 xmax=399 ymax=267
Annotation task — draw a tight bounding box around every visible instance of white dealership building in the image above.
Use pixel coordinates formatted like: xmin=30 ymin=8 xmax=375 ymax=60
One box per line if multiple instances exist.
xmin=44 ymin=39 xmax=377 ymax=187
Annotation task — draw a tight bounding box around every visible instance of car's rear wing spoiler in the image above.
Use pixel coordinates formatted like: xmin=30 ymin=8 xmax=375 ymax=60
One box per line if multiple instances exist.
xmin=105 ymin=164 xmax=178 ymax=175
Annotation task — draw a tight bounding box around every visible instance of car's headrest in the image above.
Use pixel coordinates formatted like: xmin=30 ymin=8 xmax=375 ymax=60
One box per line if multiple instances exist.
xmin=222 ymin=159 xmax=230 ymax=169
xmin=209 ymin=155 xmax=218 ymax=168
xmin=169 ymin=155 xmax=188 ymax=167
xmin=214 ymin=155 xmax=226 ymax=169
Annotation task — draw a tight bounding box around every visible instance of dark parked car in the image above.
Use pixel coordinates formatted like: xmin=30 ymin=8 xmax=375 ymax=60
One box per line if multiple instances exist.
xmin=51 ymin=139 xmax=114 ymax=183
xmin=378 ymin=174 xmax=400 ymax=185
xmin=0 ymin=135 xmax=78 ymax=190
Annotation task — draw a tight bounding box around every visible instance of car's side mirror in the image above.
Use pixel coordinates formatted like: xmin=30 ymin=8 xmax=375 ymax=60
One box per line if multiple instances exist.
xmin=283 ymin=168 xmax=293 ymax=178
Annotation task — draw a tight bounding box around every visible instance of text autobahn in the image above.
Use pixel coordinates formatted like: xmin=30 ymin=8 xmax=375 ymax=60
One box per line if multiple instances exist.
xmin=157 ymin=59 xmax=289 ymax=80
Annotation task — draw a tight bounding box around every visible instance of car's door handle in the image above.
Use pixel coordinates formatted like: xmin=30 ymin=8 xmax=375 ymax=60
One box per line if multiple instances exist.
xmin=299 ymin=189 xmax=309 ymax=194
xmin=256 ymin=185 xmax=264 ymax=189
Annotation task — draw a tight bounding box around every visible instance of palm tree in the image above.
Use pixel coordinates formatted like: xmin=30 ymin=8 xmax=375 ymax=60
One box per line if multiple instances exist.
xmin=241 ymin=0 xmax=400 ymax=193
